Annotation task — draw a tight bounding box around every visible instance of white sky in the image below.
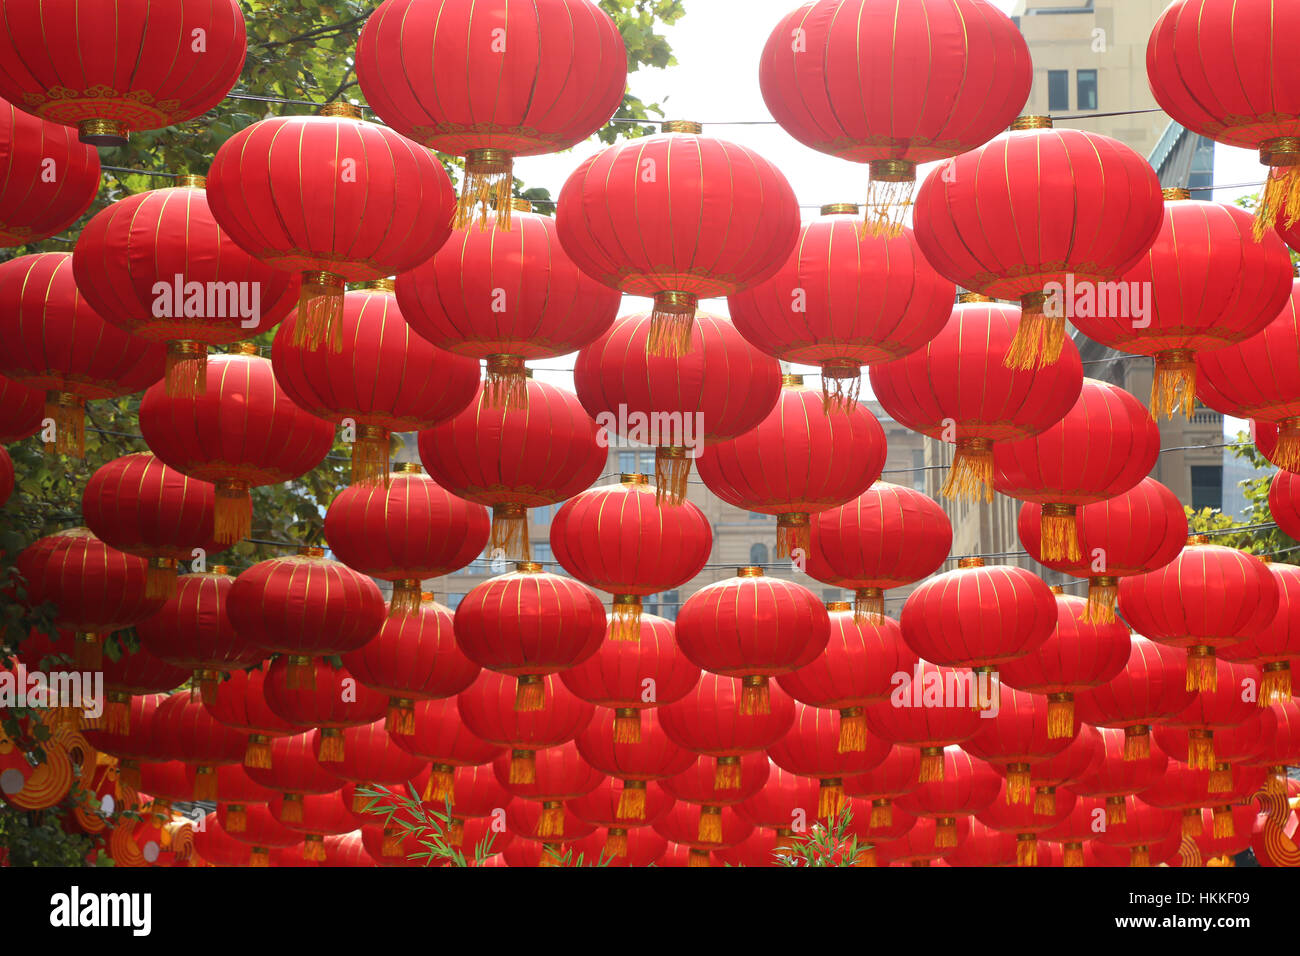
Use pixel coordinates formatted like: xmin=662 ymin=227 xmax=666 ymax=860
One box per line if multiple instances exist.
xmin=515 ymin=0 xmax=1267 ymax=437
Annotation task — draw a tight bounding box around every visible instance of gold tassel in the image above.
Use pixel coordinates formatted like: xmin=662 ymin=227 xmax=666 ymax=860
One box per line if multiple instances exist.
xmin=104 ymin=694 xmax=131 ymax=734
xmin=861 ymin=161 xmax=916 ymax=238
xmin=1270 ymin=418 xmax=1300 ymax=472
xmin=1182 ymin=809 xmax=1204 ymax=837
xmin=244 ymin=735 xmax=272 ymax=770
xmin=870 ymin=800 xmax=893 ymax=828
xmin=857 ymin=845 xmax=878 ymax=867
xmin=318 ymin=728 xmax=345 ymax=763
xmin=775 ymin=513 xmax=810 ymax=560
xmin=195 ymin=670 xmax=220 ymax=706
xmin=1007 ymin=764 xmax=1032 ymax=805
xmin=509 ymin=750 xmax=536 ymax=785
xmin=280 ymin=793 xmax=304 ymax=823
xmin=515 ymin=675 xmax=545 ymax=712
xmin=942 ymin=438 xmax=995 ymax=503
xmin=1003 ymin=293 xmax=1064 ymax=372
xmin=446 ymin=819 xmax=465 ymax=849
xmin=611 ymin=596 xmax=642 ymax=642
xmin=1084 ymin=578 xmax=1119 ymax=624
xmin=293 ymin=271 xmax=346 ymax=353
xmin=388 ymin=581 xmax=422 ymax=618
xmin=688 ymin=849 xmax=711 ymax=867
xmin=605 ymin=828 xmax=629 ymax=858
xmin=820 ymin=360 xmax=862 ymax=412
xmin=647 ymin=292 xmax=697 ymax=359
xmin=192 ymin=766 xmax=218 ymax=801
xmin=853 ymin=588 xmax=885 ymax=624
xmin=213 ymin=479 xmax=253 ymax=546
xmin=145 ymin=558 xmax=178 ymax=599
xmin=1063 ymin=843 xmax=1084 ymax=867
xmin=919 ymin=748 xmax=945 ymax=782
xmin=616 ymin=781 xmax=647 ymax=821
xmin=1040 ymin=504 xmax=1081 ymax=562
xmin=697 ymin=806 xmax=723 ymax=844
xmin=285 ymin=656 xmax=317 ymax=691
xmin=44 ymin=391 xmax=86 ymax=458
xmin=303 ymin=835 xmax=326 ymax=862
xmin=1187 ymin=729 xmax=1216 ymax=770
xmin=654 ymin=447 xmax=692 ymax=507
xmin=536 ymin=801 xmax=565 ymax=838
xmin=350 ymin=424 xmax=391 ymax=486
xmin=613 ymin=708 xmax=642 ymax=744
xmin=351 ymin=787 xmax=370 ymax=814
xmin=1107 ymin=797 xmax=1128 ymax=825
xmin=1047 ymin=694 xmax=1075 ymax=740
xmin=1208 ymin=763 xmax=1233 ymax=794
xmin=490 ymin=504 xmax=530 ymax=561
xmin=739 ymin=676 xmax=770 ymax=715
xmin=226 ymin=805 xmax=247 ymax=833
xmin=935 ymin=818 xmax=957 ymax=848
xmin=382 ymin=827 xmax=403 ymax=857
xmin=1130 ymin=846 xmax=1150 ymax=868
xmin=539 ymin=845 xmax=563 ymax=867
xmin=1034 ymin=788 xmax=1057 ymax=816
xmin=249 ymin=848 xmax=269 ymax=867
xmin=1213 ymin=805 xmax=1235 ymax=839
xmin=1262 ymin=663 xmax=1293 ymax=705
xmin=457 ymin=149 xmax=514 ymax=230
xmin=386 ymin=698 xmax=416 ymax=735
xmin=1151 ymin=350 xmax=1198 ymax=420
xmin=1186 ymin=647 xmax=1217 ymax=693
xmin=426 ymin=765 xmax=455 ymax=803
xmin=165 ymin=341 xmax=207 ymax=399
xmin=818 ymin=779 xmax=845 ymax=819
xmin=1124 ymin=725 xmax=1151 ymax=761
xmin=1253 ymin=149 xmax=1300 ymax=241
xmin=1267 ymin=766 xmax=1287 ymax=796
xmin=1016 ymin=835 xmax=1038 ymax=867
xmin=837 ymin=707 xmax=867 ymax=753
xmin=713 ymin=757 xmax=741 ymax=790
xmin=74 ymin=633 xmax=103 ymax=671
xmin=484 ymin=355 xmax=528 ymax=410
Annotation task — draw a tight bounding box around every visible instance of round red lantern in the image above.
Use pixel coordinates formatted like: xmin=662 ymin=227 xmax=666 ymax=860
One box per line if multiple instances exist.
xmin=557 ymin=122 xmax=800 ymax=357
xmin=390 ymin=696 xmax=505 ymax=803
xmin=395 ymin=200 xmax=621 ymax=408
xmin=0 ymin=97 xmax=98 ymax=245
xmin=493 ymin=741 xmax=604 ymax=839
xmin=913 ymin=118 xmax=1163 ymax=370
xmin=453 ymin=561 xmax=605 ymax=711
xmin=974 ymin=780 xmax=1077 ymax=867
xmin=1244 ymin=700 xmax=1300 ymax=794
xmin=154 ymin=690 xmax=248 ymax=800
xmin=1221 ymin=560 xmax=1300 ymax=705
xmin=573 ymin=309 xmax=782 ymax=503
xmin=418 ymin=378 xmax=605 ymax=560
xmin=1158 ymin=658 xmax=1261 ymax=773
xmin=861 ymin=661 xmax=986 ymax=782
xmin=893 ymin=746 xmax=1002 ymax=849
xmin=767 ymin=702 xmax=892 ymax=819
xmin=1028 ymin=723 xmax=1103 ymax=816
xmin=734 ymin=760 xmax=823 ymax=834
xmin=675 ymin=567 xmax=830 ymax=715
xmin=660 ymin=752 xmax=771 ymax=821
xmin=1071 ymin=727 xmax=1170 ymax=826
xmin=138 ymin=348 xmax=335 ymax=545
xmin=0 ymin=252 xmax=164 ymax=457
xmin=1073 ymin=637 xmax=1198 ymax=761
xmin=843 ymin=745 xmax=923 ymax=829
xmin=575 ymin=707 xmax=698 ymax=820
xmin=652 ymin=801 xmax=754 ymax=861
xmin=201 ymin=667 xmax=299 ymax=770
xmin=806 ymin=481 xmax=953 ymax=622
xmin=314 ymin=721 xmax=428 ymax=804
xmin=963 ymin=686 xmax=1078 ymax=805
xmin=550 ymin=474 xmax=712 ymax=640
xmin=261 ymin=658 xmax=388 ymax=763
xmin=356 ymin=0 xmax=627 ymax=230
xmin=206 ymin=104 xmax=456 ymax=351
xmin=88 ymin=645 xmax=188 ymax=736
xmin=0 ymin=372 xmax=43 ymax=443
xmin=870 ymin=297 xmax=1083 ymax=501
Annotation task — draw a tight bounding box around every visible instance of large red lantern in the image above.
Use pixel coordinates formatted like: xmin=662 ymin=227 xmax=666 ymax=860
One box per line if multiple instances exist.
xmin=561 ymin=615 xmax=701 ymax=744
xmin=271 ymin=283 xmax=479 ymax=483
xmin=861 ymin=661 xmax=985 ymax=782
xmin=1221 ymin=560 xmax=1300 ymax=705
xmin=893 ymin=746 xmax=1001 ymax=848
xmin=340 ymin=591 xmax=480 ymax=735
xmin=993 ymin=380 xmax=1160 ymax=561
xmin=1068 ymin=193 xmax=1294 ymax=419
xmin=82 ymin=452 xmax=219 ymax=599
xmin=963 ymin=687 xmax=1078 ymax=805
xmin=356 ymin=0 xmax=627 ymax=230
xmin=395 ymin=200 xmax=621 ymax=408
xmin=1019 ymin=476 xmax=1188 ymax=624
xmin=1197 ymin=282 xmax=1300 ymax=469
xmin=997 ymin=589 xmax=1131 ymax=739
xmin=226 ymin=547 xmax=386 ymax=689
xmin=776 ymin=602 xmax=918 ymax=753
xmin=557 ymin=122 xmax=800 ymax=357
xmin=1119 ymin=537 xmax=1277 ymax=692
xmin=0 ymin=97 xmax=98 ymax=245
xmin=494 ymin=741 xmax=603 ymax=839
xmin=843 ymin=746 xmax=922 ymax=829
xmin=201 ymin=667 xmax=299 ymax=770
xmin=1146 ymin=0 xmax=1300 ymax=237
xmin=574 ymin=310 xmax=782 ymax=503
xmin=1073 ymin=637 xmax=1198 ymax=760
xmin=550 ymin=474 xmax=712 ymax=640
xmin=154 ymin=691 xmax=248 ymax=801
xmin=728 ymin=205 xmax=955 ymax=407
xmin=72 ymin=176 xmax=301 ymax=398
xmin=390 ymin=696 xmax=505 ymax=802
xmin=138 ymin=348 xmax=335 ymax=545
xmin=575 ymin=707 xmax=698 ymax=821
xmin=206 ymin=104 xmax=456 ymax=351
xmin=806 ymin=482 xmax=953 ymax=622
xmin=0 ymin=0 xmax=246 ymax=146
xmin=913 ymin=119 xmax=1163 ymax=370
xmin=0 ymin=252 xmax=164 ymax=457
xmin=453 ymin=562 xmax=606 ymax=711
xmin=675 ymin=567 xmax=830 ymax=715
xmin=974 ymin=780 xmax=1077 ymax=867
xmin=1071 ymin=727 xmax=1170 ymax=826
xmin=870 ymin=298 xmax=1083 ymax=501
xmin=418 ymin=378 xmax=605 ymax=560
xmin=767 ymin=702 xmax=892 ymax=818
xmin=1028 ymin=723 xmax=1103 ymax=816
xmin=325 ymin=463 xmax=490 ymax=614
xmin=758 ymin=0 xmax=1030 ymax=235
xmin=314 ymin=721 xmax=428 ymax=806
xmin=1158 ymin=658 xmax=1261 ymax=773
xmin=261 ymin=657 xmax=388 ymax=762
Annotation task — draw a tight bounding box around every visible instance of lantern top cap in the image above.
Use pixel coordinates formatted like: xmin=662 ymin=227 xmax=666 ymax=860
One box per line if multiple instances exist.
xmin=210 ymin=565 xmax=229 ymax=575
xmin=393 ymin=462 xmax=422 ymax=474
xmin=1049 ymin=585 xmax=1064 ymax=595
xmin=620 ymin=474 xmax=649 ymax=486
xmin=230 ymin=343 xmax=260 ymax=356
xmin=357 ymin=277 xmax=396 ymax=293
xmin=515 ymin=562 xmax=543 ymax=573
xmin=781 ymin=374 xmax=805 ymax=387
xmin=826 ymin=601 xmax=852 ymax=612
xmin=173 ymin=174 xmax=206 ymax=189
xmin=820 ymin=203 xmax=860 ymax=216
xmin=297 ymin=546 xmax=326 ymax=558
xmin=512 ymin=198 xmax=533 ymax=213
xmin=1187 ymin=534 xmax=1210 ymax=546
xmin=958 ymin=557 xmax=985 ymax=569
xmin=421 ymin=591 xmax=434 ymax=601
xmin=662 ymin=120 xmax=703 ymax=134
xmin=1163 ymin=187 xmax=1192 ymax=201
xmin=319 ymin=102 xmax=364 ymax=120
xmin=1011 ymin=115 xmax=1053 ymax=130
xmin=957 ymin=291 xmax=992 ymax=303
xmin=737 ymin=566 xmax=765 ymax=578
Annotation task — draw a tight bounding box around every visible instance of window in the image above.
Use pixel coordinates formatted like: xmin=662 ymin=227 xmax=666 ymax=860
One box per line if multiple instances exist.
xmin=749 ymin=511 xmax=769 ymax=521
xmin=639 ymin=451 xmax=656 ymax=474
xmin=749 ymin=543 xmax=769 ymax=565
xmin=532 ymin=541 xmax=557 ymax=569
xmin=822 ymin=588 xmax=842 ymax=603
xmin=1191 ymin=466 xmax=1222 ymax=512
xmin=1047 ymin=70 xmax=1069 ymax=111
xmin=618 ymin=451 xmax=637 ymax=473
xmin=1077 ymin=70 xmax=1098 ymax=111
xmin=445 ymin=593 xmax=467 ymax=610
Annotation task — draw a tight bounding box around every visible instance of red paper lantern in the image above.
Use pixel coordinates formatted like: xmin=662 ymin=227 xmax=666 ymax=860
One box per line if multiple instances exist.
xmin=1073 ymin=637 xmax=1198 ymax=761
xmin=963 ymin=687 xmax=1078 ymax=805
xmin=226 ymin=547 xmax=386 ymax=689
xmin=0 ymin=0 xmax=246 ymax=146
xmin=192 ymin=764 xmax=278 ymax=831
xmin=82 ymin=452 xmax=219 ymax=599
xmin=913 ymin=118 xmax=1163 ymax=370
xmin=1146 ymin=0 xmax=1300 ymax=237
xmin=1019 ymin=476 xmax=1188 ymax=624
xmin=216 ymin=801 xmax=302 ymax=856
xmin=453 ymin=562 xmax=605 ymax=711
xmin=652 ymin=801 xmax=753 ymax=861
xmin=390 ymin=696 xmax=505 ymax=803
xmin=314 ymin=721 xmax=428 ymax=804
xmin=1197 ymin=282 xmax=1300 ymax=469
xmin=698 ymin=375 xmax=887 ymax=557
xmin=1028 ymin=724 xmax=1103 ymax=817
xmin=206 ymin=104 xmax=456 ymax=352
xmin=395 ymin=201 xmax=621 ymax=408
xmin=418 ymin=378 xmax=605 ymax=560
xmin=154 ymin=690 xmax=248 ymax=800
xmin=861 ymin=661 xmax=985 ymax=782
xmin=87 ymin=646 xmax=189 ymax=737
xmin=660 ymin=752 xmax=771 ymax=815
xmin=893 ymin=746 xmax=1001 ymax=849
xmin=767 ymin=702 xmax=892 ymax=818
xmin=550 ymin=475 xmax=712 ymax=641
xmin=1244 ymin=701 xmax=1300 ymax=794
xmin=1068 ymin=194 xmax=1294 ymax=419
xmin=573 ymin=309 xmax=782 ymax=503
xmin=1155 ymin=715 xmax=1270 ymax=795
xmin=675 ymin=567 xmax=829 ymax=715
xmin=271 ymin=284 xmax=479 ymax=483
xmin=136 ymin=566 xmax=265 ymax=703
xmin=974 ymin=780 xmax=1076 ymax=867
xmin=0 ymin=252 xmax=164 ymax=457
xmin=82 ymin=693 xmax=170 ymax=792
xmin=1158 ymin=658 xmax=1261 ymax=773
xmin=1071 ymin=727 xmax=1170 ymax=826
xmin=356 ymin=0 xmax=627 ymax=229
xmin=506 ymin=799 xmax=596 ymax=850
xmin=557 ymin=123 xmax=800 ymax=357
xmin=1119 ymin=537 xmax=1277 ymax=692
xmin=870 ymin=298 xmax=1083 ymax=501
xmin=340 ymin=591 xmax=480 ymax=736
xmin=561 ymin=614 xmax=701 ymax=744
xmin=493 ymin=741 xmax=604 ymax=840
xmin=875 ymin=816 xmax=968 ymax=866
xmin=261 ymin=658 xmax=388 ymax=764
xmin=776 ymin=601 xmax=918 ymax=753
xmin=993 ymin=380 xmax=1160 ymax=561
xmin=1271 ymin=469 xmax=1300 ymax=540
xmin=0 ymin=97 xmax=98 ymax=245
xmin=567 ymin=815 xmax=670 ymax=867
xmin=1221 ymin=561 xmax=1300 ymax=706
xmin=843 ymin=745 xmax=923 ymax=830
xmin=575 ymin=707 xmax=698 ymax=820
xmin=997 ymin=589 xmax=1131 ymax=739
xmin=0 ymin=372 xmax=43 ymax=443
xmin=947 ymin=816 xmax=1061 ymax=868
xmin=269 ymin=792 xmax=355 ymax=860
xmin=201 ymin=667 xmax=299 ymax=770
xmin=806 ymin=482 xmax=953 ymax=622
xmin=1135 ymin=763 xmax=1264 ymax=846
xmin=728 ymin=205 xmax=955 ymax=406
xmin=138 ymin=349 xmax=335 ymax=545
xmin=734 ymin=760 xmax=823 ymax=834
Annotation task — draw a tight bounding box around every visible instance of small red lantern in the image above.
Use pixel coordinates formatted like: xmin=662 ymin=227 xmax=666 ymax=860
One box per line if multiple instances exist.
xmin=963 ymin=687 xmax=1078 ymax=805
xmin=314 ymin=721 xmax=428 ymax=810
xmin=843 ymin=746 xmax=923 ymax=830
xmin=261 ymin=659 xmax=388 ymax=763
xmin=1028 ymin=724 xmax=1103 ymax=816
xmin=493 ymin=741 xmax=604 ymax=839
xmin=201 ymin=667 xmax=299 ymax=770
xmin=1221 ymin=560 xmax=1300 ymax=705
xmin=1073 ymin=637 xmax=1198 ymax=761
xmin=861 ymin=661 xmax=985 ymax=782
xmin=0 ymin=97 xmax=99 ymax=245
xmin=767 ymin=702 xmax=892 ymax=818
xmin=389 ymin=696 xmax=505 ymax=803
xmin=154 ymin=691 xmax=249 ymax=801
xmin=1158 ymin=658 xmax=1261 ymax=773
xmin=575 ymin=707 xmax=698 ymax=821
xmin=893 ymin=746 xmax=1001 ymax=849
xmin=1071 ymin=727 xmax=1169 ymax=826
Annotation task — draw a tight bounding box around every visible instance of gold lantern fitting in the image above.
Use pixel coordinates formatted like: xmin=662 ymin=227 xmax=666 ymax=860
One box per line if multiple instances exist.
xmin=458 ymin=148 xmax=516 ymax=231
xmin=490 ymin=503 xmax=530 ymax=561
xmin=1255 ymin=137 xmax=1300 ymax=241
xmin=1039 ymin=503 xmax=1082 ymax=562
xmin=943 ymin=438 xmax=996 ymax=503
xmin=648 ymin=290 xmax=698 ymax=360
xmin=484 ymin=354 xmax=529 ymax=411
xmin=863 ymin=159 xmax=916 ymax=239
xmin=655 ymin=446 xmax=693 ymax=507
